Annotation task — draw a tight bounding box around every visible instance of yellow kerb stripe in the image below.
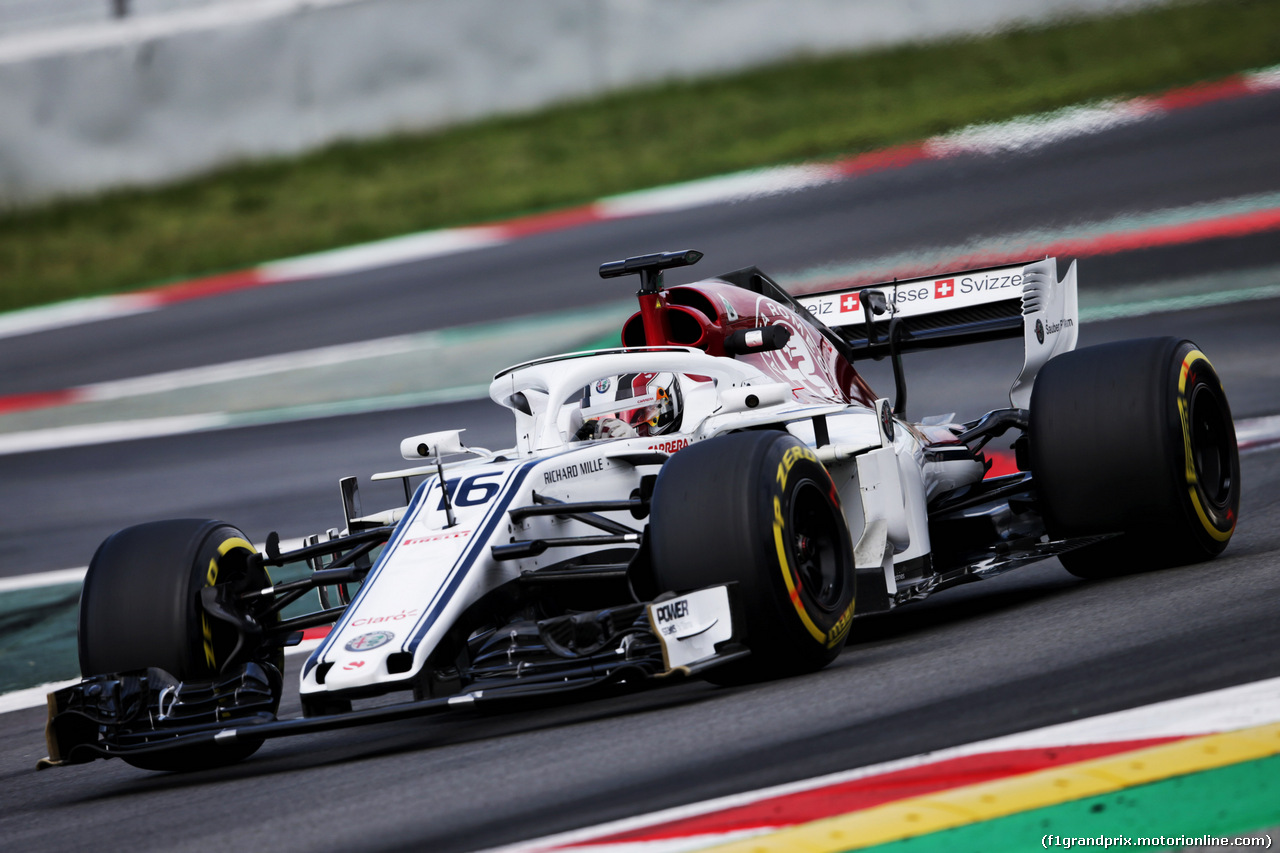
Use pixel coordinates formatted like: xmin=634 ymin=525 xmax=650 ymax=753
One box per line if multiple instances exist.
xmin=702 ymin=722 xmax=1280 ymax=853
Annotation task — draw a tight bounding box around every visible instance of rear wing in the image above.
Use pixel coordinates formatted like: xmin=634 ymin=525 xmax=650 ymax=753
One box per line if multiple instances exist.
xmin=795 ymin=258 xmax=1079 ymax=408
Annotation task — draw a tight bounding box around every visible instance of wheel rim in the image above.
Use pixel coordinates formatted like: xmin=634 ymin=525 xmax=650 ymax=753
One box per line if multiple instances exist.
xmin=1189 ymin=382 xmax=1233 ymax=510
xmin=789 ymin=479 xmax=847 ymax=613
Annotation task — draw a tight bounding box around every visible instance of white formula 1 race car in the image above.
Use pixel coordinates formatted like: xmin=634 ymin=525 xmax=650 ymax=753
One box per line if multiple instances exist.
xmin=43 ymin=249 xmax=1239 ymax=771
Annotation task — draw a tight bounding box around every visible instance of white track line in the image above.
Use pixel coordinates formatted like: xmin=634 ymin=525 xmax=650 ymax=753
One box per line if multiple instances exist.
xmin=0 ymin=680 xmax=80 ymax=716
xmin=81 ymin=334 xmax=430 ymax=402
xmin=0 ymin=293 xmax=158 ymax=341
xmin=259 ymin=226 xmax=507 ymax=282
xmin=0 ymin=413 xmax=231 ymax=456
xmin=0 ymin=567 xmax=88 ymax=593
xmin=0 ymin=638 xmax=323 ymax=716
xmin=924 ymin=98 xmax=1158 ymax=158
xmin=1238 ymin=415 xmax=1280 ymax=451
xmin=0 ymin=536 xmax=306 ymax=594
xmin=595 ymin=164 xmax=843 ymax=218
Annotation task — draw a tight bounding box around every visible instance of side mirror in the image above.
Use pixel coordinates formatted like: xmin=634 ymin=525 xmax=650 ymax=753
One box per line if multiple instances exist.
xmin=400 ymin=429 xmax=466 ymax=461
xmin=718 ymin=383 xmax=791 ymax=414
xmin=724 ymin=324 xmax=792 ymax=355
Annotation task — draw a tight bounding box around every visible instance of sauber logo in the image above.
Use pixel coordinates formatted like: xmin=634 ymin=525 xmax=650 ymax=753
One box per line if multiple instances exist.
xmin=839 ymin=293 xmax=860 ymax=313
xmin=1035 ymin=317 xmax=1074 ymax=345
xmin=935 ymin=278 xmax=955 ymax=298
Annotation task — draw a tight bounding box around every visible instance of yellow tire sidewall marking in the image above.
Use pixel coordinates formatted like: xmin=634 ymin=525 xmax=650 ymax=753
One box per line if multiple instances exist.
xmin=774 ymin=495 xmax=828 ymax=646
xmin=1177 ymin=350 xmax=1233 ymax=542
xmin=201 ymin=535 xmax=258 ymax=670
xmin=774 ymin=446 xmax=854 ymax=649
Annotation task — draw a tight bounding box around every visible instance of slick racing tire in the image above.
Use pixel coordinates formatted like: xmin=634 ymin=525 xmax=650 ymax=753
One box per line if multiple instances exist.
xmin=1029 ymin=338 xmax=1239 ymax=579
xmin=79 ymin=519 xmax=279 ymax=771
xmin=649 ymin=431 xmax=855 ymax=684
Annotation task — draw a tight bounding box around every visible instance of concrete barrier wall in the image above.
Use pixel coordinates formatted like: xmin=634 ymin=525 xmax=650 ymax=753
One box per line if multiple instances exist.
xmin=0 ymin=1 xmax=111 ymax=36
xmin=0 ymin=0 xmax=228 ymax=38
xmin=0 ymin=0 xmax=1166 ymax=204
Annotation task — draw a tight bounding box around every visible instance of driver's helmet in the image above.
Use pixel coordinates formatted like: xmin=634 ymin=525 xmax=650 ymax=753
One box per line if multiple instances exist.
xmin=575 ymin=372 xmax=683 ymax=441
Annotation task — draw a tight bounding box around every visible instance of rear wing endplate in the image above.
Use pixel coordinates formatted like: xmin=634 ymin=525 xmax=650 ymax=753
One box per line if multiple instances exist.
xmin=795 ymin=258 xmax=1079 ymax=408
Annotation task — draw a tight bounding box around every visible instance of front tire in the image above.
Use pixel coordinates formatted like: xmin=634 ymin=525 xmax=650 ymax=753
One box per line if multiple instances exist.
xmin=649 ymin=431 xmax=855 ymax=684
xmin=79 ymin=519 xmax=278 ymax=770
xmin=1029 ymin=338 xmax=1239 ymax=579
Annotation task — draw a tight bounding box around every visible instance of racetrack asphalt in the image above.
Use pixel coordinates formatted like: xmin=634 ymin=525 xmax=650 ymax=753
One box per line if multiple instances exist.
xmin=0 ymin=86 xmax=1278 ymax=852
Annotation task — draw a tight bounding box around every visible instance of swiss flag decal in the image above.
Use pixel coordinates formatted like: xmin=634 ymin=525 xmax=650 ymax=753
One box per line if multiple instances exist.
xmin=934 ymin=278 xmax=955 ymax=298
xmin=840 ymin=293 xmax=860 ymax=313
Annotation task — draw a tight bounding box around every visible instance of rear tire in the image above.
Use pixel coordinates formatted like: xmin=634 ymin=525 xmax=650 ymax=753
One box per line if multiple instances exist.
xmin=79 ymin=519 xmax=278 ymax=770
xmin=649 ymin=431 xmax=855 ymax=684
xmin=1029 ymin=338 xmax=1239 ymax=579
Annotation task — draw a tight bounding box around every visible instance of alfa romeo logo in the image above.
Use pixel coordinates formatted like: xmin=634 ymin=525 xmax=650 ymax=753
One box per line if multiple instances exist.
xmin=345 ymin=631 xmax=394 ymax=652
xmin=880 ymin=404 xmax=894 ymax=441
xmin=1035 ymin=319 xmax=1045 ymax=345
xmin=595 ymin=378 xmax=611 ymax=393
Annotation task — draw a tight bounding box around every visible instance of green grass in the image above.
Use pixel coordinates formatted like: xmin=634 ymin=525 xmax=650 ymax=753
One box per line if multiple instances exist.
xmin=2 ymin=0 xmax=1278 ymax=313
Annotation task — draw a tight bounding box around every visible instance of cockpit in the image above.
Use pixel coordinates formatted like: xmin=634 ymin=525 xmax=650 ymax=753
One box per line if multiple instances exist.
xmin=570 ymin=371 xmax=684 ymax=441
xmin=489 ymin=348 xmax=764 ymax=454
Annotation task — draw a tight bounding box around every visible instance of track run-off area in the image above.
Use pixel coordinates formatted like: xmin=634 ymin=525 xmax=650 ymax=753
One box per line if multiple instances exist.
xmin=1 ymin=73 xmax=1279 ymax=851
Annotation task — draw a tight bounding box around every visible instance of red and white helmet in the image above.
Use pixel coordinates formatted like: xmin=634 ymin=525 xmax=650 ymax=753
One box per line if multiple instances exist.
xmin=577 ymin=372 xmax=683 ymax=439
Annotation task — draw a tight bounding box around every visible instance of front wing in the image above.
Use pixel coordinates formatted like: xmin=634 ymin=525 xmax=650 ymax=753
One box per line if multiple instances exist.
xmin=40 ymin=586 xmax=745 ymax=768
